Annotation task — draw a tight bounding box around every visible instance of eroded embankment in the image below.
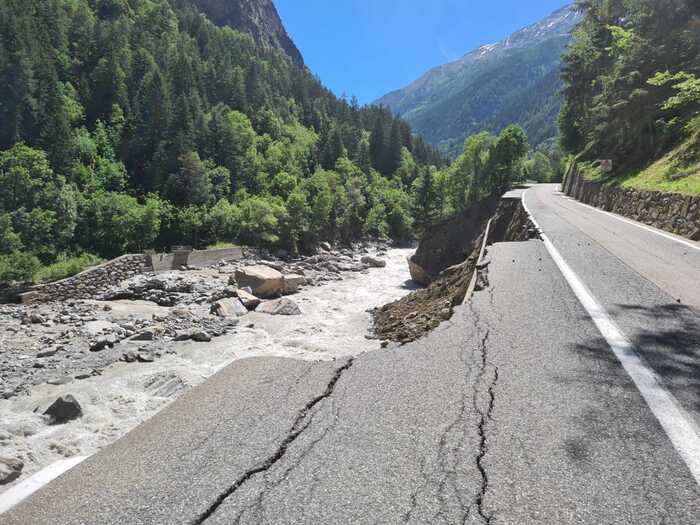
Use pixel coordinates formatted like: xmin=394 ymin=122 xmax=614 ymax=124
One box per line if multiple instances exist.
xmin=371 ymin=197 xmax=538 ymax=343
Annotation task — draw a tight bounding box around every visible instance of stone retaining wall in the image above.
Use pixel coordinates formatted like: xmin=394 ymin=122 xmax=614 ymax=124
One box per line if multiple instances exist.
xmin=15 ymin=246 xmax=247 ymax=303
xmin=23 ymin=254 xmax=151 ymax=303
xmin=563 ymin=163 xmax=700 ymax=240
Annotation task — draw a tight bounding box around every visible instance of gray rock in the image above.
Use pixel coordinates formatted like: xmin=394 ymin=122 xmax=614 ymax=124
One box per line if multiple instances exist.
xmin=283 ymin=274 xmax=307 ymax=294
xmin=90 ymin=335 xmax=114 ymax=352
xmin=210 ymin=298 xmax=248 ymax=318
xmin=174 ymin=331 xmax=192 ymax=342
xmin=236 ymin=289 xmax=261 ymax=310
xmin=0 ymin=457 xmax=24 ymax=485
xmin=121 ymin=351 xmax=138 ymax=363
xmin=131 ymin=329 xmax=156 ymax=341
xmin=37 ymin=348 xmax=58 ymax=358
xmin=43 ymin=395 xmax=83 ymax=424
xmin=320 ymin=242 xmax=332 ymax=252
xmin=220 ymin=285 xmax=238 ymax=298
xmin=257 ymin=298 xmax=302 ymax=316
xmin=137 ymin=352 xmax=155 ymax=363
xmin=361 ymin=255 xmax=387 ymax=268
xmin=191 ymin=331 xmax=212 ymax=343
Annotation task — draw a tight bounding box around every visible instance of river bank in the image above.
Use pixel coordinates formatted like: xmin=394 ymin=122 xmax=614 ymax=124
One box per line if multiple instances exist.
xmin=0 ymin=246 xmax=414 ymax=491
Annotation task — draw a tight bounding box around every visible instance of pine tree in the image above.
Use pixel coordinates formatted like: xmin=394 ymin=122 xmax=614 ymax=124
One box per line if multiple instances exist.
xmin=369 ymin=117 xmax=386 ymax=174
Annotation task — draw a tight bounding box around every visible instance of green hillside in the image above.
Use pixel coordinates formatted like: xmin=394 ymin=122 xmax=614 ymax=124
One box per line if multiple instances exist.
xmin=0 ymin=0 xmax=443 ymax=283
xmin=560 ymin=0 xmax=700 ymax=194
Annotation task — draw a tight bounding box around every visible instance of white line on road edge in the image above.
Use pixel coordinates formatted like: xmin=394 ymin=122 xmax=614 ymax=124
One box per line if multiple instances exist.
xmin=558 ymin=190 xmax=700 ymax=252
xmin=0 ymin=456 xmax=87 ymax=515
xmin=522 ymin=189 xmax=700 ymax=485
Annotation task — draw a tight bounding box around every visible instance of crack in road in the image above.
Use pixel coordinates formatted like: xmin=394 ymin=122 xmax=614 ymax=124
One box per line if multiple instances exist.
xmin=243 ymin=383 xmax=347 ymax=523
xmin=190 ymin=358 xmax=355 ymax=525
xmin=430 ymin=327 xmax=478 ymax=524
xmin=468 ymin=268 xmax=500 ymax=525
xmin=473 ymin=327 xmax=497 ymax=524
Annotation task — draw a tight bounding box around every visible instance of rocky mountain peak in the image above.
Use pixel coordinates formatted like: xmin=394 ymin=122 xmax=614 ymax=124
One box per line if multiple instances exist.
xmin=190 ymin=0 xmax=304 ymax=66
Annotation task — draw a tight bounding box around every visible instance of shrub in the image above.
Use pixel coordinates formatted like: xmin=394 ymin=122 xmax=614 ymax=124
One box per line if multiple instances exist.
xmin=0 ymin=251 xmax=41 ymax=285
xmin=33 ymin=253 xmax=103 ymax=283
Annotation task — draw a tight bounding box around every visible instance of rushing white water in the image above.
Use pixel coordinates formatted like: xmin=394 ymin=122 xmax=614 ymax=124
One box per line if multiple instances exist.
xmin=0 ymin=247 xmax=414 ymax=490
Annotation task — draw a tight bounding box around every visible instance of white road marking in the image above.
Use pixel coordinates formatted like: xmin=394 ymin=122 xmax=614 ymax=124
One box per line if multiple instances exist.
xmin=0 ymin=456 xmax=87 ymax=515
xmin=558 ymin=189 xmax=700 ymax=252
xmin=523 ymin=189 xmax=700 ymax=485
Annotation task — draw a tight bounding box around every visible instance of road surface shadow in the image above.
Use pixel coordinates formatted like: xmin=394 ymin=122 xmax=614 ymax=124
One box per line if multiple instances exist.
xmin=573 ymin=303 xmax=700 ymax=415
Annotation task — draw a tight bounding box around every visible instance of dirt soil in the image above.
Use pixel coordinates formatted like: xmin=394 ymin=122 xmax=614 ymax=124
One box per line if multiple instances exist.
xmin=371 ymin=199 xmax=538 ymax=344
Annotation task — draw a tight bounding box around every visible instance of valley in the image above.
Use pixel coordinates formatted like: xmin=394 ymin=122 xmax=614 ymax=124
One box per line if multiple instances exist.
xmin=1 ymin=0 xmax=699 ymax=523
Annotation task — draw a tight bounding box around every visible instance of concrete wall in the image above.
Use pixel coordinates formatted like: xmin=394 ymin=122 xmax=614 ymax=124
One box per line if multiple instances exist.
xmin=563 ymin=163 xmax=700 ymax=241
xmin=187 ymin=247 xmax=243 ymax=268
xmin=149 ymin=250 xmax=190 ymax=272
xmin=149 ymin=247 xmax=243 ymax=272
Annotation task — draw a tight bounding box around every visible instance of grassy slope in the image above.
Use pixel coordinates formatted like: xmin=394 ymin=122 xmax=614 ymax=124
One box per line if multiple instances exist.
xmin=584 ymin=124 xmax=700 ymax=196
xmin=619 ymin=155 xmax=700 ymax=195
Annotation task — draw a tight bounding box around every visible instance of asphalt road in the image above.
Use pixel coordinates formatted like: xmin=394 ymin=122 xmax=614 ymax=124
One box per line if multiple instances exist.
xmin=3 ymin=185 xmax=700 ymax=524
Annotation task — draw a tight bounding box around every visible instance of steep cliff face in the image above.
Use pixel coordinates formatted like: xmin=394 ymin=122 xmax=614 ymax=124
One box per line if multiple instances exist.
xmin=375 ymin=5 xmax=582 ymax=156
xmin=190 ymin=0 xmax=304 ymax=66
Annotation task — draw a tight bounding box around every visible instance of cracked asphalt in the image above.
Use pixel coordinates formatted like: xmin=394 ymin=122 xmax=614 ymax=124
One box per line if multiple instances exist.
xmin=4 ymin=185 xmax=700 ymax=524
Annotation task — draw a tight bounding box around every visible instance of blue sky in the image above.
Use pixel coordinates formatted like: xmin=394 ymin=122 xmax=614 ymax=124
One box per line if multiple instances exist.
xmin=275 ymin=0 xmax=570 ymax=104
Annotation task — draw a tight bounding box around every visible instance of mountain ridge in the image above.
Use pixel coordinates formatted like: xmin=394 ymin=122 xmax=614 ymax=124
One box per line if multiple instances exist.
xmin=375 ymin=5 xmax=582 ymax=156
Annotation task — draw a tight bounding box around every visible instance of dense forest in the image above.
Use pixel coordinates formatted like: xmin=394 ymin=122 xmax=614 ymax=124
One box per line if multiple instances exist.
xmin=560 ymin=0 xmax=700 ymax=174
xmin=0 ymin=0 xmax=448 ymax=283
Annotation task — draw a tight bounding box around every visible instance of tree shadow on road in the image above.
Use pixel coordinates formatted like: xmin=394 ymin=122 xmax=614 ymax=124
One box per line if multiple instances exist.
xmin=573 ymin=302 xmax=700 ymax=415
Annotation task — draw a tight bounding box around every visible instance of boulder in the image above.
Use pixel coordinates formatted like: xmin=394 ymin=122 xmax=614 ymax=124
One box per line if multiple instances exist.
xmin=408 ymin=257 xmax=431 ymax=286
xmin=284 ymin=274 xmax=307 ymax=294
xmin=210 ymin=298 xmax=248 ymax=318
xmin=137 ymin=351 xmax=155 ymax=363
xmin=120 ymin=351 xmax=138 ymax=363
xmin=43 ymin=395 xmax=83 ymax=424
xmin=0 ymin=457 xmax=23 ymax=485
xmin=191 ymin=331 xmax=212 ymax=342
xmin=234 ymin=266 xmax=285 ymax=298
xmin=174 ymin=331 xmax=192 ymax=342
xmin=236 ymin=289 xmax=261 ymax=310
xmin=258 ymin=298 xmax=301 ymax=316
xmin=131 ymin=326 xmax=163 ymax=341
xmin=361 ymin=255 xmax=387 ymax=268
xmin=90 ymin=334 xmax=118 ymax=352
